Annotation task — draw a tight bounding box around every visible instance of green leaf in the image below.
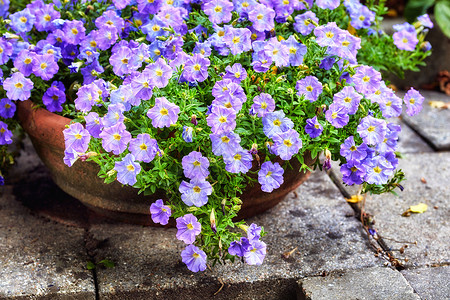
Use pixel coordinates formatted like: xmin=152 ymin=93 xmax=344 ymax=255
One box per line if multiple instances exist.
xmin=404 ymin=0 xmax=435 ymax=22
xmin=98 ymin=259 xmax=115 ymax=268
xmin=435 ymin=1 xmax=450 ymax=38
xmin=86 ymin=261 xmax=96 ymax=270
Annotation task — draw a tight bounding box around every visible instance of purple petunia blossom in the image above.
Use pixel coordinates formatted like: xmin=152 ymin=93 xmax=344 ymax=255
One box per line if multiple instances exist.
xmin=377 ymin=123 xmax=401 ymax=154
xmin=0 ymin=98 xmax=16 ymax=119
xmin=10 ymin=9 xmax=35 ymax=33
xmin=357 ymin=116 xmax=387 ymax=146
xmin=182 ymin=126 xmax=194 ymax=143
xmin=147 ymin=97 xmax=180 ymax=128
xmin=258 ymin=161 xmax=284 ymax=193
xmin=75 ymin=83 xmax=100 ymax=113
xmin=114 ymin=153 xmax=141 ymax=186
xmin=203 ymin=0 xmax=234 ymax=24
xmin=63 ymin=123 xmax=91 ymax=153
xmin=0 ymin=121 xmax=13 ymax=145
xmin=294 ymin=11 xmax=318 ymax=36
xmin=131 ymin=70 xmax=154 ymax=101
xmin=403 ymin=88 xmax=424 ymax=116
xmin=223 ymin=148 xmax=253 ymax=174
xmin=350 ymin=5 xmax=375 ymax=29
xmin=103 ymin=103 xmax=126 ymax=128
xmin=248 ymin=4 xmax=275 ymax=32
xmin=223 ymin=63 xmax=247 ymax=84
xmin=42 ymin=86 xmax=66 ymax=112
xmin=244 ymin=240 xmax=267 ymax=265
xmin=282 ymin=36 xmax=307 ymax=67
xmin=109 ymin=46 xmax=133 ymax=76
xmin=296 ymin=76 xmax=323 ymax=102
xmin=32 ymin=54 xmax=59 ymax=81
xmin=262 ymin=110 xmax=294 ymax=139
xmin=206 ymin=105 xmax=237 ymax=134
xmin=325 ymin=103 xmax=349 ymax=128
xmin=327 ymin=32 xmax=361 ymax=64
xmin=247 ymin=223 xmax=262 ymax=241
xmin=380 ymin=93 xmax=403 ymax=118
xmin=316 ymin=0 xmax=340 ymax=10
xmin=14 ymin=50 xmax=35 ymax=77
xmin=353 ymin=66 xmax=381 ymax=96
xmin=363 ymin=155 xmax=394 ymax=185
xmin=183 ymin=54 xmax=210 ymax=83
xmin=84 ymin=112 xmax=103 ymax=138
xmin=224 ymin=27 xmax=252 ymax=55
xmin=264 ymin=37 xmax=290 ymax=67
xmin=0 ymin=39 xmax=12 ymax=65
xmin=3 ymin=72 xmax=34 ymax=101
xmin=305 ymin=116 xmax=323 ymax=139
xmin=417 ymin=14 xmax=433 ymax=28
xmin=333 ymin=86 xmax=363 ymax=115
xmin=193 ymin=41 xmax=212 ymax=57
xmin=271 ymin=129 xmax=302 ymax=160
xmin=251 ymin=93 xmax=276 ymax=117
xmin=63 ymin=20 xmax=86 ymax=45
xmin=314 ymin=22 xmax=341 ymax=47
xmin=179 ymin=179 xmax=212 ymax=207
xmin=146 ymin=58 xmax=173 ymax=88
xmin=129 ymin=133 xmax=158 ymax=163
xmin=393 ymin=30 xmax=418 ymax=51
xmin=340 ymin=160 xmax=366 ymax=185
xmin=182 ymin=151 xmax=210 ymax=180
xmin=228 ymin=237 xmax=251 ymax=257
xmin=99 ymin=122 xmax=131 ymax=155
xmin=181 ymin=244 xmax=207 ymax=272
xmin=210 ymin=131 xmax=242 ymax=156
xmin=176 ymin=214 xmax=202 ymax=244
xmin=150 ymin=199 xmax=171 ymax=225
xmin=340 ymin=136 xmax=368 ymax=161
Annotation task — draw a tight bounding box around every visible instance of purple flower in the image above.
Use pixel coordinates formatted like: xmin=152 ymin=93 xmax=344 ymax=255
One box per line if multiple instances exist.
xmin=182 ymin=126 xmax=194 ymax=143
xmin=150 ymin=199 xmax=171 ymax=225
xmin=264 ymin=37 xmax=290 ymax=67
xmin=271 ymin=129 xmax=302 ymax=160
xmin=223 ymin=63 xmax=247 ymax=84
xmin=193 ymin=41 xmax=212 ymax=57
xmin=262 ymin=110 xmax=294 ymax=138
xmin=99 ymin=122 xmax=131 ymax=155
xmin=294 ymin=11 xmax=318 ymax=36
xmin=85 ymin=112 xmax=103 ymax=138
xmin=305 ymin=116 xmax=323 ymax=139
xmin=146 ymin=58 xmax=173 ymax=88
xmin=147 ymin=97 xmax=180 ymax=128
xmin=393 ymin=30 xmax=418 ymax=51
xmin=333 ymin=86 xmax=363 ymax=114
xmin=316 ymin=0 xmax=340 ymax=10
xmin=340 ymin=160 xmax=366 ymax=185
xmin=110 ymin=46 xmax=133 ymax=76
xmin=131 ymin=70 xmax=154 ymax=101
xmin=32 ymin=54 xmax=59 ymax=81
xmin=0 ymin=98 xmax=16 ymax=119
xmin=14 ymin=50 xmax=35 ymax=77
xmin=210 ymin=131 xmax=242 ymax=156
xmin=314 ymin=22 xmax=342 ymax=47
xmin=417 ymin=14 xmax=433 ymax=28
xmin=296 ymin=76 xmax=323 ymax=102
xmin=248 ymin=4 xmax=275 ymax=32
xmin=327 ymin=32 xmax=361 ymax=64
xmin=258 ymin=161 xmax=284 ymax=193
xmin=63 ymin=123 xmax=91 ymax=153
xmin=206 ymin=105 xmax=237 ymax=134
xmin=75 ymin=83 xmax=100 ymax=113
xmin=0 ymin=39 xmax=12 ymax=65
xmin=251 ymin=93 xmax=275 ymax=117
xmin=103 ymin=103 xmax=126 ymax=128
xmin=183 ymin=54 xmax=210 ymax=83
xmin=325 ymin=103 xmax=349 ymax=128
xmin=282 ymin=36 xmax=307 ymax=67
xmin=114 ymin=153 xmax=141 ymax=186
xmin=203 ymin=0 xmax=234 ymax=24
xmin=63 ymin=20 xmax=86 ymax=45
xmin=182 ymin=151 xmax=210 ymax=180
xmin=0 ymin=121 xmax=13 ymax=145
xmin=244 ymin=240 xmax=266 ymax=265
xmin=379 ymin=93 xmax=403 ymax=118
xmin=34 ymin=4 xmax=60 ymax=32
xmin=403 ymin=88 xmax=424 ymax=116
xmin=96 ymin=27 xmax=119 ymax=51
xmin=42 ymin=86 xmax=66 ymax=112
xmin=350 ymin=5 xmax=375 ymax=29
xmin=353 ymin=66 xmax=381 ymax=96
xmin=340 ymin=136 xmax=367 ymax=161
xmin=179 ymin=179 xmax=212 ymax=207
xmin=95 ymin=9 xmax=124 ymax=31
xmin=3 ymin=72 xmax=34 ymax=101
xmin=10 ymin=9 xmax=35 ymax=33
xmin=363 ymin=155 xmax=393 ymax=185
xmin=176 ymin=214 xmax=201 ymax=244
xmin=224 ymin=27 xmax=252 ymax=55
xmin=247 ymin=223 xmax=262 ymax=241
xmin=228 ymin=237 xmax=251 ymax=257
xmin=129 ymin=133 xmax=158 ymax=163
xmin=224 ymin=149 xmax=253 ymax=174
xmin=377 ymin=123 xmax=401 ymax=154
xmin=357 ymin=116 xmax=387 ymax=146
xmin=181 ymin=244 xmax=207 ymax=272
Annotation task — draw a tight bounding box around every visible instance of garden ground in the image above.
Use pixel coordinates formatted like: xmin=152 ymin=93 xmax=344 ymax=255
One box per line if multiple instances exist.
xmin=0 ymin=90 xmax=449 ymax=299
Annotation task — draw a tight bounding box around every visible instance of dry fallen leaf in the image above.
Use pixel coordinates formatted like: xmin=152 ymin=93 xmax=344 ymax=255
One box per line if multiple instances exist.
xmin=346 ymin=194 xmax=363 ymax=203
xmin=409 ymin=203 xmax=428 ymax=213
xmin=429 ymin=100 xmax=449 ymax=109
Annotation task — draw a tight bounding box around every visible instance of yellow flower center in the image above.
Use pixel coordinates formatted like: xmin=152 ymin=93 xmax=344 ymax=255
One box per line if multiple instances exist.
xmin=351 ymin=166 xmax=358 ymax=172
xmin=224 ymin=102 xmax=232 ymax=108
xmin=106 ymin=20 xmax=114 ymax=26
xmin=221 ymin=136 xmax=230 ymax=143
xmin=373 ymin=166 xmax=382 ymax=173
xmin=304 ymin=19 xmax=311 ymax=26
xmin=283 ymin=0 xmax=289 ymax=4
xmin=344 ymin=97 xmax=352 ymax=103
xmin=156 ymin=69 xmax=163 ymax=76
xmin=71 ymin=28 xmax=78 ymax=35
xmin=283 ymin=139 xmax=292 ymax=147
xmin=375 ymin=90 xmax=381 ymax=95
xmin=127 ymin=165 xmax=135 ymax=171
xmin=289 ymin=47 xmax=297 ymax=54
xmin=306 ymin=85 xmax=313 ymax=92
xmin=215 ymin=5 xmax=222 ymax=12
xmin=160 ymin=108 xmax=169 ymax=116
xmin=193 ymin=64 xmax=201 ymax=71
xmin=0 ymin=128 xmax=5 ymax=133
xmin=359 ymin=15 xmax=365 ymax=21
xmin=219 ymin=116 xmax=227 ymax=123
xmin=273 ymin=119 xmax=281 ymax=126
xmin=314 ymin=124 xmax=320 ymax=129
xmin=44 ymin=14 xmax=51 ymax=22
xmin=15 ymin=82 xmax=23 ymax=89
xmin=261 ymin=102 xmax=267 ymax=109
xmin=135 ymin=19 xmax=143 ymax=27
xmin=234 ymin=153 xmax=242 ymax=161
xmin=5 ymin=103 xmax=11 ymax=109
xmin=113 ymin=134 xmax=121 ymax=140
xmin=0 ymin=47 xmax=3 ymax=54
xmin=152 ymin=25 xmax=160 ymax=32
xmin=409 ymin=98 xmax=415 ymax=104
xmin=121 ymin=58 xmax=128 ymax=64
xmin=193 ymin=252 xmax=200 ymax=258
xmin=52 ymin=95 xmax=59 ymax=101
xmin=251 ymin=33 xmax=257 ymax=40
xmin=367 ymin=126 xmax=375 ymax=132
xmin=272 ymin=49 xmax=279 ymax=55
xmin=326 ymin=31 xmax=334 ymax=38
xmin=331 ymin=112 xmax=338 ymax=119
xmin=386 ymin=101 xmax=392 ymax=107
xmin=402 ymin=38 xmax=408 ymax=44
xmin=187 ymin=223 xmax=194 ymax=230
xmin=193 ymin=186 xmax=201 ymax=193
xmin=142 ymin=82 xmax=149 ymax=88
xmin=193 ymin=160 xmax=201 ymax=166
xmin=140 ymin=143 xmax=147 ymax=150
xmin=218 ymin=30 xmax=225 ymax=37
xmin=24 ymin=58 xmax=32 ymax=64
xmin=242 ymin=2 xmax=249 ymax=7
xmin=362 ymin=76 xmax=370 ymax=82
xmin=234 ymin=72 xmax=241 ymax=78
xmin=74 ymin=133 xmax=82 ymax=140
xmin=20 ymin=17 xmax=27 ymax=23
xmin=232 ymin=36 xmax=240 ymax=44
xmin=266 ymin=171 xmax=272 ymax=177
xmin=40 ymin=63 xmax=47 ymax=70
xmin=257 ymin=14 xmax=263 ymax=20
xmin=154 ymin=49 xmax=161 ymax=56
xmin=350 ymin=146 xmax=357 ymax=151
xmin=342 ymin=40 xmax=350 ymax=47
xmin=90 ymin=41 xmax=97 ymax=48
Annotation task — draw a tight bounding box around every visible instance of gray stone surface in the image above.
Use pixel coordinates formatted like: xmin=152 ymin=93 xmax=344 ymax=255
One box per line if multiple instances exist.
xmin=299 ymin=266 xmax=419 ymax=300
xmin=401 ymin=266 xmax=450 ymax=300
xmin=391 ymin=117 xmax=433 ymax=154
xmin=402 ymin=91 xmax=450 ymax=150
xmin=0 ymin=186 xmax=95 ymax=299
xmin=355 ymin=152 xmax=450 ymax=267
xmin=91 ymin=171 xmax=381 ymax=298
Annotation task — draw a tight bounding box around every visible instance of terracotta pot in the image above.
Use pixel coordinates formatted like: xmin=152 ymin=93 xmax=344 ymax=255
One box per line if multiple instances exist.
xmin=16 ymin=100 xmax=314 ymax=225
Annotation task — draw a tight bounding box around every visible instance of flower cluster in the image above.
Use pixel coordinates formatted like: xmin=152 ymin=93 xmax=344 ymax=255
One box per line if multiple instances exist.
xmin=0 ymin=0 xmax=431 ymax=269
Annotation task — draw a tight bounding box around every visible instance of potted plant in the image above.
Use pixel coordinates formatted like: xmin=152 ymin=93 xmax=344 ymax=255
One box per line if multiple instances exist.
xmin=0 ymin=0 xmax=432 ymax=272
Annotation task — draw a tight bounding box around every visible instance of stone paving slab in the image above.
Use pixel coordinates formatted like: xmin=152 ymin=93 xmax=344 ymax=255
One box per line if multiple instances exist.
xmin=298 ymin=266 xmax=419 ymax=300
xmin=402 ymin=91 xmax=450 ymax=151
xmin=390 ymin=117 xmax=433 ymax=154
xmin=0 ymin=186 xmax=95 ymax=299
xmin=401 ymin=266 xmax=450 ymax=300
xmin=333 ymin=152 xmax=450 ymax=268
xmin=90 ymin=171 xmax=381 ymax=299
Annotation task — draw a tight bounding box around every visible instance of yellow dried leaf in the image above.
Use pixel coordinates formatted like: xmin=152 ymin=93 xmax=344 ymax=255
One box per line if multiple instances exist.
xmin=409 ymin=203 xmax=428 ymax=213
xmin=346 ymin=194 xmax=363 ymax=203
xmin=347 ymin=22 xmax=357 ymax=36
xmin=429 ymin=101 xmax=449 ymax=109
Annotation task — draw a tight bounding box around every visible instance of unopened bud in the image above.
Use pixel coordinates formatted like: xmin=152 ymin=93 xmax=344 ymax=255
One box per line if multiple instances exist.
xmin=107 ymin=169 xmax=117 ymax=177
xmin=238 ymin=224 xmax=249 ymax=232
xmin=191 ymin=114 xmax=198 ymax=126
xmin=210 ymin=208 xmax=217 ymax=233
xmin=186 ymin=206 xmax=198 ymax=212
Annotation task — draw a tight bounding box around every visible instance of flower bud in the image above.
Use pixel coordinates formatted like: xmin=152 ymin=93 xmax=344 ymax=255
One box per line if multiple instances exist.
xmin=107 ymin=169 xmax=117 ymax=177
xmin=191 ymin=114 xmax=198 ymax=126
xmin=323 ymin=149 xmax=332 ymax=170
xmin=250 ymin=143 xmax=258 ymax=155
xmin=186 ymin=206 xmax=198 ymax=212
xmin=238 ymin=224 xmax=249 ymax=232
xmin=210 ymin=208 xmax=217 ymax=233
